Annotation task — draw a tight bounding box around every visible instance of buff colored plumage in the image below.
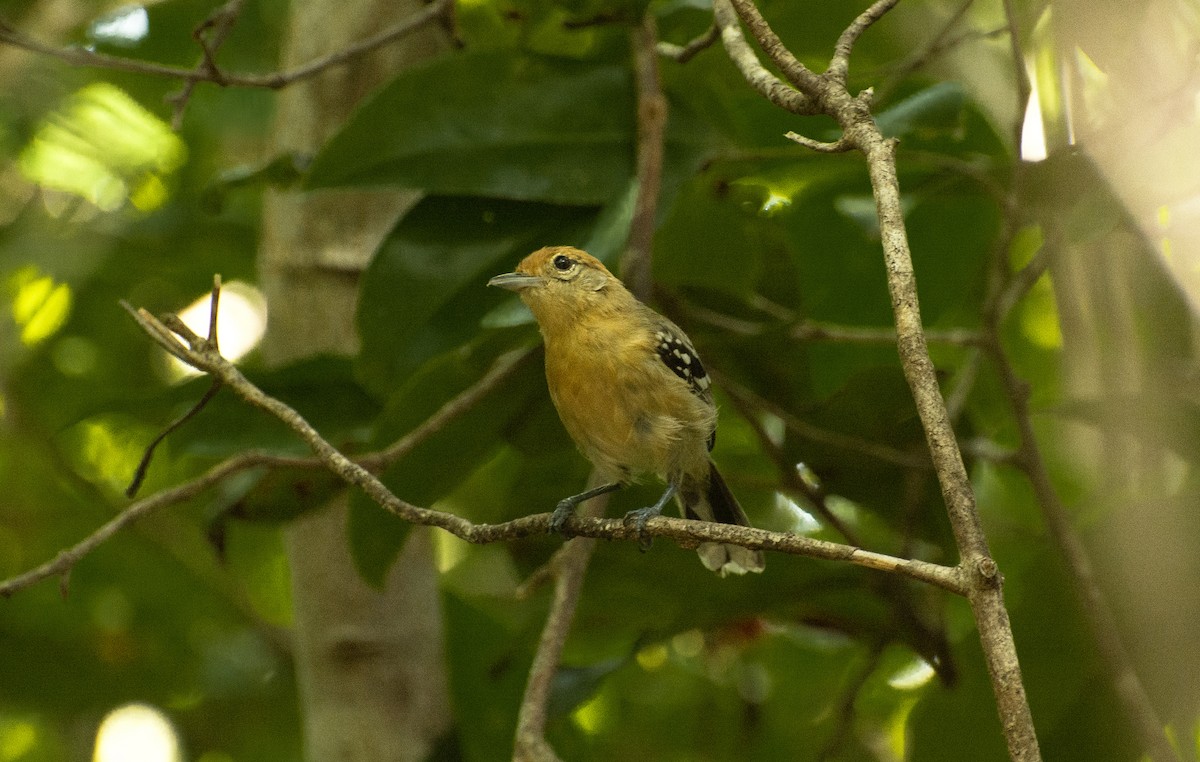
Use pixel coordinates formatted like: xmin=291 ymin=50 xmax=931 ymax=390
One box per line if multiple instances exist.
xmin=488 ymin=246 xmax=764 ymax=576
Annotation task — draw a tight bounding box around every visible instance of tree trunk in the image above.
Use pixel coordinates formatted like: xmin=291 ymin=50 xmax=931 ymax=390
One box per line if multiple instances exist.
xmin=257 ymin=2 xmax=451 ymax=759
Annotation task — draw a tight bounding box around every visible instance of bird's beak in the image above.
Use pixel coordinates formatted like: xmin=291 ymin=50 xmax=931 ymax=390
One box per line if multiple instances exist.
xmin=487 ymin=272 xmax=544 ymax=292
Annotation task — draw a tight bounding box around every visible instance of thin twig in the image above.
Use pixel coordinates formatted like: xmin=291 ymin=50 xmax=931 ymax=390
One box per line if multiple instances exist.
xmin=656 ymin=24 xmax=719 ymax=64
xmin=999 ymin=0 xmax=1031 ymax=150
xmin=784 ymin=131 xmax=854 ymax=153
xmin=126 ymin=379 xmax=222 ymax=497
xmin=128 ymin=275 xmax=226 ymax=496
xmin=828 ymin=0 xmax=901 ymax=84
xmin=679 ymin=301 xmax=983 ymax=346
xmin=514 ymin=483 xmax=610 ymax=762
xmin=875 ymin=0 xmax=978 ymax=103
xmin=715 ymin=1 xmax=1042 ymax=757
xmin=358 ymin=348 xmax=535 ymax=471
xmin=0 ymin=0 xmax=452 ymax=92
xmin=980 ymin=228 xmax=1179 ymax=762
xmin=621 ymin=12 xmax=667 ymax=301
xmin=168 ymin=0 xmax=245 ymax=127
xmin=986 ymin=343 xmax=1180 ymax=761
xmin=711 ymin=0 xmax=816 ymax=116
xmin=714 ymin=369 xmax=931 ymax=470
xmin=0 ymin=345 xmax=530 ymax=598
xmin=727 ymin=0 xmax=821 ymax=92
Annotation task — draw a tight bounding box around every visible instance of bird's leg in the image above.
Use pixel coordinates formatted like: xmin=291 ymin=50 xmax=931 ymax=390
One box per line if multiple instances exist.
xmin=623 ymin=483 xmax=677 ymax=552
xmin=550 ymin=482 xmax=623 ymax=536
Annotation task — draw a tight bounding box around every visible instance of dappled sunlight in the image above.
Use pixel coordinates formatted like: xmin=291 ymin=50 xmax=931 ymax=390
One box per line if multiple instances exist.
xmin=88 ymin=6 xmax=150 ymax=47
xmin=0 ymin=717 xmax=39 ymax=761
xmin=886 ymin=656 xmax=936 ymax=691
xmin=571 ymin=692 xmax=610 ymax=735
xmin=65 ymin=415 xmax=154 ymax=495
xmin=19 ymin=83 xmax=185 ymax=213
xmin=93 ymin=704 xmax=181 ymax=762
xmin=775 ymin=490 xmax=821 ymax=534
xmin=8 ymin=265 xmax=72 ymax=346
xmin=169 ymin=281 xmax=267 ymax=380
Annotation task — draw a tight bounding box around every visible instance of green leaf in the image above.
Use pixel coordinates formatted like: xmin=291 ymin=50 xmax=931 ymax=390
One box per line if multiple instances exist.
xmin=346 ymin=497 xmax=413 ymax=590
xmin=875 ymin=82 xmax=967 ymax=140
xmin=346 ymin=341 xmax=543 ymax=584
xmin=306 ymin=51 xmax=636 ymax=204
xmin=354 ymin=195 xmax=594 ymax=396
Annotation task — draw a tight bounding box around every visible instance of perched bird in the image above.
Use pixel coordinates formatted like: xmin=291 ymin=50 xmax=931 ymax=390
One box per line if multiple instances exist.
xmin=488 ymin=246 xmax=765 ymax=576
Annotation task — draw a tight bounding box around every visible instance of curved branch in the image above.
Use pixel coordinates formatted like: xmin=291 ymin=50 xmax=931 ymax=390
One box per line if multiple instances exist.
xmin=829 ymin=0 xmax=901 ymax=84
xmin=0 ymin=0 xmax=452 ymax=92
xmin=712 ymin=0 xmax=817 ymax=115
xmin=656 ymin=24 xmax=718 ymax=64
xmin=714 ymin=1 xmax=1043 ymax=758
xmin=0 ymin=345 xmax=529 ymax=599
xmin=727 ymin=0 xmax=822 ymax=93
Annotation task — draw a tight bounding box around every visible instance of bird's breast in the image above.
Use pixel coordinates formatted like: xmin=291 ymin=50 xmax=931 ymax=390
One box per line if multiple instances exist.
xmin=542 ymin=325 xmax=712 ymax=480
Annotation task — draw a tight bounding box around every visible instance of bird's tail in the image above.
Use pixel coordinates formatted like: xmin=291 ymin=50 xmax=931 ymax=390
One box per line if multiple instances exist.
xmin=681 ymin=461 xmax=766 ymax=576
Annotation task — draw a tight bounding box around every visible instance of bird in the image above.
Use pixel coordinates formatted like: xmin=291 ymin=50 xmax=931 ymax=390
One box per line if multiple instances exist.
xmin=487 ymin=245 xmax=765 ymax=576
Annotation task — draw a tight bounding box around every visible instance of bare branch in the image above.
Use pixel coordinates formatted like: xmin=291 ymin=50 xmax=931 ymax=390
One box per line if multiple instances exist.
xmin=712 ymin=0 xmax=817 ymax=115
xmin=727 ymin=0 xmax=822 ymax=93
xmin=0 ymin=0 xmax=453 ymax=96
xmin=0 ymin=346 xmax=529 ymax=598
xmin=714 ymin=369 xmax=932 ymax=471
xmin=359 ymin=348 xmax=534 ymax=471
xmin=714 ymin=0 xmax=1042 ymax=756
xmin=980 ymin=229 xmax=1179 ymax=762
xmin=514 ymin=483 xmax=610 ymax=762
xmin=876 ymin=0 xmax=978 ymax=103
xmin=784 ymin=130 xmax=853 ymax=153
xmin=656 ymin=24 xmax=718 ymax=64
xmin=828 ymin=0 xmax=901 ymax=84
xmin=1 ymin=455 xmax=265 ymax=598
xmin=621 ymin=13 xmax=667 ymax=301
xmin=1000 ymin=0 xmax=1032 ymax=149
xmin=168 ymin=0 xmax=245 ymax=128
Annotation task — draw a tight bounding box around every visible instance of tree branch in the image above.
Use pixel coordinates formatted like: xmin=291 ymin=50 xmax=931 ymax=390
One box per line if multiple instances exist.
xmin=711 ymin=0 xmax=817 ymax=116
xmin=514 ymin=484 xmax=610 ymax=762
xmin=0 ymin=344 xmax=530 ymax=599
xmin=621 ymin=12 xmax=667 ymax=301
xmin=3 ymin=296 xmax=967 ymax=599
xmin=656 ymin=24 xmax=718 ymax=64
xmin=714 ymin=1 xmax=1041 ymax=758
xmin=728 ymin=0 xmax=822 ymax=92
xmin=0 ymin=0 xmax=453 ymax=97
xmin=828 ymin=0 xmax=900 ymax=84
xmin=980 ymin=228 xmax=1179 ymax=762
xmin=167 ymin=0 xmax=246 ymax=128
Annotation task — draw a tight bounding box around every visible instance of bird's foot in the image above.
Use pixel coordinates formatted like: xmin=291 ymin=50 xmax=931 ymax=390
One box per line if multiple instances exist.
xmin=550 ymin=498 xmax=580 ymax=537
xmin=622 ymin=505 xmax=662 ymax=552
xmin=548 ymin=482 xmax=623 ymax=538
xmin=622 ymin=483 xmax=677 ymax=552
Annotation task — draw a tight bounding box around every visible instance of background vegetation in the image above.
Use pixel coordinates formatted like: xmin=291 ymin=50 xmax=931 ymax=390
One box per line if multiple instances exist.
xmin=1 ymin=0 xmax=1197 ymax=760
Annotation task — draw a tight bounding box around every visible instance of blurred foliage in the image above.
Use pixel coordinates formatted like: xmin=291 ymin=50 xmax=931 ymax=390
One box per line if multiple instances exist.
xmin=1 ymin=0 xmax=1198 ymax=761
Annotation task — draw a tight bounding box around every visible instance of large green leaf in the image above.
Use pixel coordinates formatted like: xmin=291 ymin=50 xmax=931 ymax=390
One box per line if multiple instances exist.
xmin=354 ymin=195 xmax=594 ymax=396
xmin=306 ymin=51 xmax=637 ymax=204
xmin=347 ymin=339 xmax=543 ymax=586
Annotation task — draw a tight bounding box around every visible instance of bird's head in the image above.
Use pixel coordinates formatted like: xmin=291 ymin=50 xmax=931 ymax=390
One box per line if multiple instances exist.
xmin=488 ymin=246 xmax=628 ymax=329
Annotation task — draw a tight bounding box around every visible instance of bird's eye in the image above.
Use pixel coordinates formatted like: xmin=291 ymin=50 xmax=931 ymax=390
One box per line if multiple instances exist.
xmin=552 ymin=254 xmax=573 ymax=272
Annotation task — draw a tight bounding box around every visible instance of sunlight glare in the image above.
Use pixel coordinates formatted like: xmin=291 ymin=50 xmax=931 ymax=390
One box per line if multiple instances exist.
xmin=1020 ymin=66 xmax=1048 ymax=162
xmin=89 ymin=6 xmax=150 ymax=47
xmin=887 ymin=657 xmax=936 ymax=691
xmin=93 ymin=704 xmax=180 ymax=762
xmin=170 ymin=281 xmax=267 ymax=379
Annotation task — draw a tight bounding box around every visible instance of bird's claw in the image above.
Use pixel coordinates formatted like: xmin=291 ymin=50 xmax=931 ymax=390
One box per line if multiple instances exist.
xmin=622 ymin=506 xmax=661 ymax=552
xmin=549 ymin=499 xmax=578 ymax=537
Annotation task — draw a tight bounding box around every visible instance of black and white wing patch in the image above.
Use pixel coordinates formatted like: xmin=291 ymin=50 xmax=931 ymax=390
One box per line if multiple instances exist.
xmin=653 ymin=327 xmax=711 ymax=400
